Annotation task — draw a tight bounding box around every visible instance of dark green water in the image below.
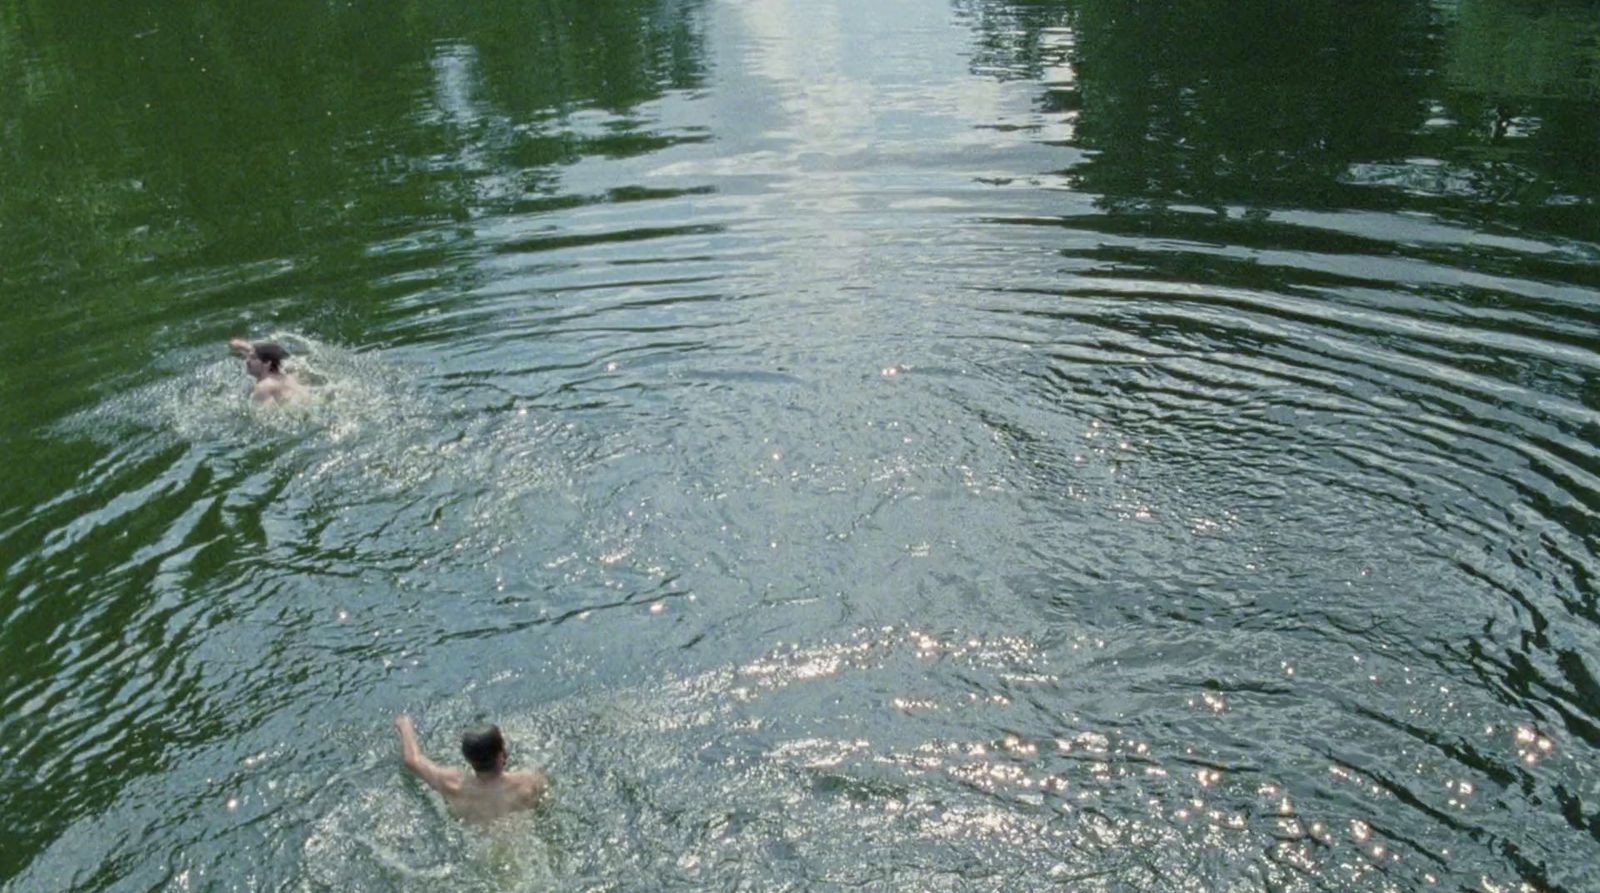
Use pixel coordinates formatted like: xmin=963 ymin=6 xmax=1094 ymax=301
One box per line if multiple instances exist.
xmin=3 ymin=0 xmax=1599 ymax=889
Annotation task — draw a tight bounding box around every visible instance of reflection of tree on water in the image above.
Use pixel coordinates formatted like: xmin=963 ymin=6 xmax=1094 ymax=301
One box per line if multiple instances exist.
xmin=0 ymin=0 xmax=709 ymax=294
xmin=1425 ymin=0 xmax=1600 ymax=236
xmin=957 ymin=0 xmax=1600 ymax=238
xmin=956 ymin=0 xmax=1431 ymax=212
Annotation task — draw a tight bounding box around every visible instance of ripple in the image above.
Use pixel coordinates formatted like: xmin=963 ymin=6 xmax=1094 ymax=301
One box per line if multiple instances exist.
xmin=6 ymin=0 xmax=1600 ymax=888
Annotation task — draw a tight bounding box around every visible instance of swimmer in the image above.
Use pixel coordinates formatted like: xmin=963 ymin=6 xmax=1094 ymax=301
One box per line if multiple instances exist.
xmin=393 ymin=714 xmax=548 ymax=823
xmin=228 ymin=337 xmax=308 ymax=403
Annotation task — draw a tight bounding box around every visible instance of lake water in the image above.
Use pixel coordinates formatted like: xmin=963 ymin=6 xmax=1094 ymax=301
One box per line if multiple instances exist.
xmin=3 ymin=0 xmax=1599 ymax=890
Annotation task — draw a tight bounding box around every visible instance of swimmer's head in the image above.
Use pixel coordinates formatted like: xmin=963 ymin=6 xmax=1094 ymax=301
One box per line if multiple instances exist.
xmin=245 ymin=342 xmax=289 ymax=379
xmin=252 ymin=342 xmax=289 ymax=371
xmin=462 ymin=725 xmax=507 ymax=774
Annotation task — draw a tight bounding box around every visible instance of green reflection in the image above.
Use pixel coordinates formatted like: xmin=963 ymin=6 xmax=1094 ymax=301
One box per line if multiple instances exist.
xmin=0 ymin=0 xmax=707 ymax=883
xmin=1432 ymin=0 xmax=1600 ymax=225
xmin=0 ymin=0 xmax=707 ymax=308
xmin=1446 ymin=0 xmax=1600 ymax=101
xmin=961 ymin=0 xmax=1432 ymax=209
xmin=961 ymin=0 xmax=1600 ymax=236
xmin=0 ymin=0 xmax=709 ymax=484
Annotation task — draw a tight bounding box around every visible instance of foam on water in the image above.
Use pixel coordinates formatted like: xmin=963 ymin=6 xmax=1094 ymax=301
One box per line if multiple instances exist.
xmin=299 ymin=781 xmax=562 ymax=893
xmin=48 ymin=331 xmax=579 ymax=572
xmin=53 ymin=332 xmax=404 ymax=448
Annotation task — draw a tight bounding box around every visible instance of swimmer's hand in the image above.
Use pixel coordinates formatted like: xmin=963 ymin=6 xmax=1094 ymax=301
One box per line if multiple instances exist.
xmin=394 ymin=713 xmax=423 ymax=766
xmin=228 ymin=337 xmax=254 ymax=356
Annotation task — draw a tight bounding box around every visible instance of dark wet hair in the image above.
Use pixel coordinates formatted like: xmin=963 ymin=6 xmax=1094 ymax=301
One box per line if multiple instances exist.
xmin=461 ymin=725 xmax=506 ymax=773
xmin=251 ymin=342 xmax=290 ymax=373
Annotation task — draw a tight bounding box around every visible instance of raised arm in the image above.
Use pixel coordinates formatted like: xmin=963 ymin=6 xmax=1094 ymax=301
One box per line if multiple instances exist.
xmin=228 ymin=337 xmax=254 ymax=357
xmin=394 ymin=714 xmax=462 ymax=794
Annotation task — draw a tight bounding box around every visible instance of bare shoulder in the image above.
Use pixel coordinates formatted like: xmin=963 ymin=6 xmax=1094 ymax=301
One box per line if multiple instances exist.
xmin=253 ymin=379 xmax=290 ymax=403
xmin=514 ymin=769 xmax=548 ymax=804
xmin=434 ymin=767 xmax=467 ymax=792
xmin=408 ymin=758 xmax=465 ymax=795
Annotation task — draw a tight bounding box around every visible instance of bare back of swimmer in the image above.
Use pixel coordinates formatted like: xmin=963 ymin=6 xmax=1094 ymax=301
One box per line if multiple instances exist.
xmin=394 ymin=714 xmax=548 ymax=823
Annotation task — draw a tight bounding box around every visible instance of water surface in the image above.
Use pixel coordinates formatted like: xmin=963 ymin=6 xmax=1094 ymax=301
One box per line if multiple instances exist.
xmin=3 ymin=0 xmax=1599 ymax=890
